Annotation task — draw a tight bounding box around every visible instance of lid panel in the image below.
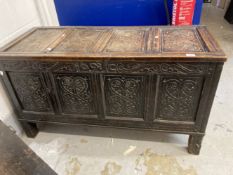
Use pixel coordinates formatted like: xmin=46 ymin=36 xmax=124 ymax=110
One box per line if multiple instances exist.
xmin=162 ymin=29 xmax=204 ymax=52
xmin=5 ymin=29 xmax=65 ymax=53
xmin=53 ymin=29 xmax=106 ymax=52
xmin=104 ymin=29 xmax=148 ymax=53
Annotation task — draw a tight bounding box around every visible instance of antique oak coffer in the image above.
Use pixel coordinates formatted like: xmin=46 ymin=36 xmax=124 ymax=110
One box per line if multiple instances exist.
xmin=0 ymin=26 xmax=226 ymax=154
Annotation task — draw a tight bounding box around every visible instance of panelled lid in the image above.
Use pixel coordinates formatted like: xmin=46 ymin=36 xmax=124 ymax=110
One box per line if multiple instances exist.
xmin=0 ymin=26 xmax=226 ymax=62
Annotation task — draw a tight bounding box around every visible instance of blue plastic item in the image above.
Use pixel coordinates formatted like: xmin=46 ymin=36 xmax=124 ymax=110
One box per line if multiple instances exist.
xmin=54 ymin=0 xmax=203 ymax=26
xmin=193 ymin=0 xmax=203 ymax=25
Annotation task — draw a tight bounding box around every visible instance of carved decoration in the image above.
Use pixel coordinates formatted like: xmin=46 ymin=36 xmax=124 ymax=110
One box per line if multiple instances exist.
xmin=0 ymin=61 xmax=103 ymax=73
xmin=9 ymin=72 xmax=52 ymax=112
xmin=107 ymin=62 xmax=213 ymax=75
xmin=52 ymin=62 xmax=103 ymax=73
xmin=156 ymin=77 xmax=203 ymax=121
xmin=0 ymin=61 xmax=215 ymax=75
xmin=104 ymin=75 xmax=144 ymax=118
xmin=0 ymin=61 xmax=58 ymax=72
xmin=55 ymin=74 xmax=95 ymax=114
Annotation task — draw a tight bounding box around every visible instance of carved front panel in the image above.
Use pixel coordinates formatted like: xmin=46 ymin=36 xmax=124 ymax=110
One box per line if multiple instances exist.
xmin=104 ymin=75 xmax=145 ymax=119
xmin=54 ymin=74 xmax=96 ymax=115
xmin=8 ymin=72 xmax=53 ymax=112
xmin=156 ymin=76 xmax=203 ymax=121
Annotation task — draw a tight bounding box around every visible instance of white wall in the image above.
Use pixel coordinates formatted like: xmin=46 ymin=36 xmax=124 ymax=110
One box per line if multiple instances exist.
xmin=0 ymin=0 xmax=59 ymax=47
xmin=0 ymin=0 xmax=58 ymax=135
xmin=0 ymin=0 xmax=42 ymax=47
xmin=35 ymin=0 xmax=59 ymax=26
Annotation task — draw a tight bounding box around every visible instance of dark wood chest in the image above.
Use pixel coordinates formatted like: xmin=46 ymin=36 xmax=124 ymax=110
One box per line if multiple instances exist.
xmin=0 ymin=26 xmax=226 ymax=154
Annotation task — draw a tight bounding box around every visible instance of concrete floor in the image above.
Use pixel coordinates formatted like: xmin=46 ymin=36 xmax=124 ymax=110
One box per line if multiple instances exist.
xmin=22 ymin=4 xmax=233 ymax=175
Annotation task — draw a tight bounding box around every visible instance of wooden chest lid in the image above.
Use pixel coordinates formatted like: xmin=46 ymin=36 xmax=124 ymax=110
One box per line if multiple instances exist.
xmin=0 ymin=26 xmax=226 ymax=62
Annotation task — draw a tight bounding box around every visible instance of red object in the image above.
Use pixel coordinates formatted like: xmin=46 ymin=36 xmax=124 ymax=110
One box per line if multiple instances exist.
xmin=172 ymin=0 xmax=196 ymax=25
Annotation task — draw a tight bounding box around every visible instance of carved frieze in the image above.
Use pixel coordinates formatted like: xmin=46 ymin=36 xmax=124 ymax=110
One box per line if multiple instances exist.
xmin=0 ymin=60 xmax=214 ymax=75
xmin=0 ymin=61 xmax=57 ymax=71
xmin=106 ymin=62 xmax=214 ymax=75
xmin=0 ymin=61 xmax=103 ymax=73
xmin=52 ymin=62 xmax=103 ymax=73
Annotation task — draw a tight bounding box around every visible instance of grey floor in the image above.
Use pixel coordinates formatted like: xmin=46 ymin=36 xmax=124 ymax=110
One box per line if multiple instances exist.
xmin=22 ymin=4 xmax=233 ymax=175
